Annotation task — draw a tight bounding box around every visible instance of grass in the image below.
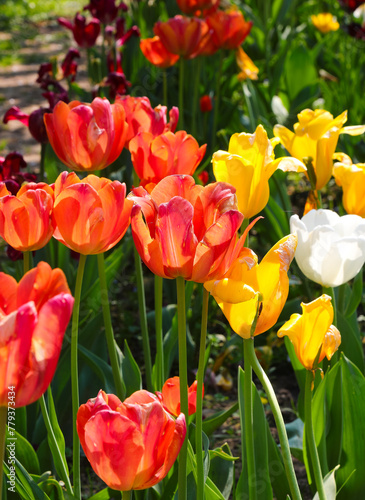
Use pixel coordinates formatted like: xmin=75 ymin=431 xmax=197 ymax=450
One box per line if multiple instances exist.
xmin=0 ymin=0 xmax=84 ymax=27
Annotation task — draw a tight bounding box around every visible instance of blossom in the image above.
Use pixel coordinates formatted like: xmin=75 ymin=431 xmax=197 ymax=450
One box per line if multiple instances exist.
xmin=58 ymin=13 xmax=100 ymax=48
xmin=153 ymin=15 xmax=205 ymax=58
xmin=44 ymin=97 xmax=128 ymax=172
xmin=311 ymin=13 xmax=340 ymax=33
xmin=0 ymin=182 xmax=54 ymax=251
xmin=176 ymin=0 xmax=219 ymax=16
xmin=83 ymin=0 xmax=126 ymax=24
xmin=0 ymin=153 xmax=36 ymax=195
xmin=333 ymin=155 xmax=365 ymax=217
xmin=3 ymin=106 xmax=49 ymax=144
xmin=129 ymin=130 xmax=206 ymax=190
xmin=77 ymin=389 xmax=186 ymax=491
xmin=52 ymin=172 xmax=133 ymax=255
xmin=129 ymin=175 xmax=244 ymax=281
xmin=212 ymin=124 xmax=306 ymax=218
xmin=290 ymin=209 xmax=365 ymax=287
xmin=273 ymin=109 xmax=365 ymax=190
xmin=0 ymin=262 xmax=74 ymax=407
xmin=140 ymin=36 xmax=180 ymax=68
xmin=206 ymin=7 xmax=252 ymax=50
xmin=277 ymin=295 xmax=341 ymax=370
xmin=236 ymin=46 xmax=259 ymax=80
xmin=156 ymin=377 xmax=203 ymax=416
xmin=200 ymin=95 xmax=213 ymax=112
xmin=205 ymin=234 xmax=297 ymax=339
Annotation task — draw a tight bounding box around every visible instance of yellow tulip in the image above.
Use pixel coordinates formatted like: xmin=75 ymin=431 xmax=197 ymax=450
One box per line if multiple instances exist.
xmin=311 ymin=13 xmax=340 ymax=33
xmin=205 ymin=234 xmax=297 ymax=339
xmin=212 ymin=125 xmax=306 ymax=218
xmin=236 ymin=46 xmax=259 ymax=81
xmin=277 ymin=295 xmax=341 ymax=371
xmin=274 ymin=108 xmax=365 ymax=190
xmin=333 ymin=154 xmax=365 ymax=217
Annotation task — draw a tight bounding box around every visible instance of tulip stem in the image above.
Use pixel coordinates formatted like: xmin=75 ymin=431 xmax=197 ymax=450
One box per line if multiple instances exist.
xmin=305 ymin=370 xmax=327 ymax=500
xmin=179 ymin=58 xmax=185 ymax=130
xmin=40 ymin=143 xmax=46 ymax=182
xmin=122 ymin=491 xmax=132 ymax=500
xmin=23 ymin=251 xmax=30 ymax=274
xmin=71 ymin=253 xmax=87 ymax=500
xmin=155 ymin=275 xmax=164 ymax=391
xmin=243 ymin=338 xmax=257 ymax=500
xmin=39 ymin=392 xmax=74 ymax=495
xmin=176 ymin=276 xmax=188 ymax=500
xmin=97 ymin=252 xmax=125 ymax=400
xmin=196 ymin=286 xmax=209 ymax=500
xmin=192 ymin=56 xmax=202 ymax=138
xmin=245 ymin=339 xmax=302 ymax=500
xmin=0 ymin=406 xmax=6 ymax=500
xmin=163 ymin=69 xmax=168 ymax=107
xmin=212 ymin=50 xmax=224 ymax=152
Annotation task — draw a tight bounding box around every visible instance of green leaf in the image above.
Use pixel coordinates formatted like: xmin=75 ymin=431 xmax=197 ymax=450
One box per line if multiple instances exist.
xmin=337 ymin=310 xmax=364 ymax=373
xmin=208 ymin=443 xmax=235 ymax=500
xmin=88 ymin=488 xmax=121 ymax=499
xmin=313 ymin=466 xmax=340 ymax=500
xmin=202 ymin=403 xmax=238 ymax=437
xmin=3 ymin=460 xmax=33 ymax=500
xmin=344 ymin=269 xmax=363 ymax=318
xmin=78 ymin=343 xmax=116 ymax=394
xmin=14 ymin=458 xmax=51 ymax=500
xmin=286 ymin=418 xmax=304 ymax=463
xmin=120 ymin=339 xmax=142 ymax=397
xmin=285 ymin=45 xmax=317 ymax=101
xmin=5 ymin=428 xmax=40 ymax=475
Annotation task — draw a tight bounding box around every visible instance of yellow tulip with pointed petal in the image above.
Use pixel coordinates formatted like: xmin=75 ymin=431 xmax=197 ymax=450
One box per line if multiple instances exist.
xmin=277 ymin=295 xmax=341 ymax=370
xmin=333 ymin=154 xmax=365 ymax=217
xmin=311 ymin=13 xmax=340 ymax=33
xmin=205 ymin=234 xmax=297 ymax=339
xmin=212 ymin=125 xmax=306 ymax=218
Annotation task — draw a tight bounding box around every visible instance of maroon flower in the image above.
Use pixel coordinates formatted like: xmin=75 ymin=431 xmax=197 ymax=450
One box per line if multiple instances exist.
xmin=61 ymin=48 xmax=80 ymax=80
xmin=58 ymin=13 xmax=101 ymax=48
xmin=0 ymin=153 xmax=36 ymax=195
xmin=345 ymin=21 xmax=365 ymax=39
xmin=338 ymin=0 xmax=365 ymax=12
xmin=84 ymin=0 xmax=127 ymax=24
xmin=104 ymin=71 xmax=131 ymax=99
xmin=3 ymin=107 xmax=49 ymax=144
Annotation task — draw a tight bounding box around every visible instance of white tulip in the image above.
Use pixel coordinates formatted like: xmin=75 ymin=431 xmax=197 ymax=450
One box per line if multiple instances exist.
xmin=290 ymin=209 xmax=365 ymax=287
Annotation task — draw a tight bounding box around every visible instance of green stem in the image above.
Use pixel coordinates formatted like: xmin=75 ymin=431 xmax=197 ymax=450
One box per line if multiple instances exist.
xmin=40 ymin=143 xmax=46 ymax=182
xmin=305 ymin=371 xmax=327 ymax=500
xmin=246 ymin=340 xmax=302 ymax=500
xmin=192 ymin=57 xmax=202 ymax=138
xmin=322 ymin=287 xmax=337 ymax=327
xmin=179 ymin=58 xmax=185 ymax=130
xmin=155 ymin=275 xmax=164 ymax=391
xmin=23 ymin=251 xmax=30 ymax=275
xmin=97 ymin=253 xmax=125 ymax=400
xmin=122 ymin=491 xmax=132 ymax=500
xmin=243 ymin=338 xmax=257 ymax=500
xmin=0 ymin=407 xmax=6 ymax=500
xmin=71 ymin=253 xmax=87 ymax=500
xmin=163 ymin=69 xmax=168 ymax=107
xmin=176 ymin=276 xmax=188 ymax=500
xmin=212 ymin=50 xmax=224 ymax=151
xmin=196 ymin=287 xmax=209 ymax=500
xmin=39 ymin=392 xmax=73 ymax=495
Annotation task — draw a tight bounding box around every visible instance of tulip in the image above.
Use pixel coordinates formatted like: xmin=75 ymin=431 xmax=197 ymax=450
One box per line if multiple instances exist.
xmin=129 ymin=130 xmax=206 ymax=191
xmin=44 ymin=97 xmax=128 ymax=172
xmin=0 ymin=262 xmax=74 ymax=407
xmin=277 ymin=295 xmax=341 ymax=370
xmin=52 ymin=171 xmax=133 ymax=255
xmin=140 ymin=36 xmax=180 ymax=68
xmin=116 ymin=95 xmax=179 ymax=148
xmin=61 ymin=48 xmax=80 ymax=81
xmin=104 ymin=71 xmax=131 ymax=100
xmin=58 ymin=13 xmax=100 ymax=48
xmin=273 ymin=109 xmax=365 ymax=190
xmin=77 ymin=389 xmax=186 ymax=491
xmin=4 ymin=106 xmax=49 ymax=144
xmin=333 ymin=154 xmax=365 ymax=217
xmin=153 ymin=15 xmax=205 ymax=58
xmin=205 ymin=234 xmax=297 ymax=339
xmin=206 ymin=7 xmax=252 ymax=50
xmin=200 ymin=95 xmax=213 ymax=112
xmin=83 ymin=0 xmax=125 ymax=24
xmin=0 ymin=153 xmax=36 ymax=195
xmin=212 ymin=124 xmax=306 ymax=219
xmin=290 ymin=209 xmax=365 ymax=287
xmin=236 ymin=46 xmax=259 ymax=81
xmin=311 ymin=13 xmax=340 ymax=33
xmin=129 ymin=175 xmax=244 ymax=281
xmin=0 ymin=182 xmax=54 ymax=251
xmin=176 ymin=0 xmax=219 ymax=16
xmin=156 ymin=377 xmax=203 ymax=416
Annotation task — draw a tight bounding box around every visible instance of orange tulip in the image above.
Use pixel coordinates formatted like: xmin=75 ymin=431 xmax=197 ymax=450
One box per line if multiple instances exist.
xmin=205 ymin=234 xmax=297 ymax=339
xmin=77 ymin=389 xmax=186 ymax=491
xmin=0 ymin=181 xmax=54 ymax=251
xmin=153 ymin=15 xmax=205 ymax=58
xmin=44 ymin=97 xmax=128 ymax=172
xmin=129 ymin=175 xmax=244 ymax=281
xmin=52 ymin=171 xmax=133 ymax=255
xmin=129 ymin=130 xmax=207 ymax=191
xmin=176 ymin=0 xmax=219 ymax=16
xmin=140 ymin=36 xmax=180 ymax=68
xmin=0 ymin=262 xmax=74 ymax=407
xmin=156 ymin=376 xmax=203 ymax=416
xmin=206 ymin=7 xmax=252 ymax=50
xmin=115 ymin=95 xmax=179 ymax=148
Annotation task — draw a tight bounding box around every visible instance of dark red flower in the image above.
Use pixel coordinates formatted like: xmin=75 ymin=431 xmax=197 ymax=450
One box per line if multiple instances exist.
xmin=58 ymin=13 xmax=101 ymax=48
xmin=0 ymin=153 xmax=36 ymax=195
xmin=338 ymin=0 xmax=365 ymax=12
xmin=61 ymin=48 xmax=80 ymax=80
xmin=104 ymin=71 xmax=131 ymax=99
xmin=3 ymin=107 xmax=49 ymax=144
xmin=200 ymin=94 xmax=213 ymax=112
xmin=345 ymin=21 xmax=365 ymax=39
xmin=84 ymin=0 xmax=127 ymax=24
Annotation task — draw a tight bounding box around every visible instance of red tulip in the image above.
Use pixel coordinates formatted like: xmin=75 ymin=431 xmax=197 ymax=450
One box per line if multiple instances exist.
xmin=58 ymin=13 xmax=100 ymax=48
xmin=206 ymin=8 xmax=252 ymax=50
xmin=129 ymin=175 xmax=244 ymax=281
xmin=0 ymin=262 xmax=74 ymax=407
xmin=77 ymin=389 xmax=186 ymax=491
xmin=52 ymin=171 xmax=133 ymax=255
xmin=140 ymin=36 xmax=180 ymax=68
xmin=84 ymin=0 xmax=125 ymax=24
xmin=156 ymin=377 xmax=203 ymax=416
xmin=44 ymin=97 xmax=128 ymax=172
xmin=0 ymin=182 xmax=54 ymax=251
xmin=177 ymin=0 xmax=219 ymax=16
xmin=129 ymin=130 xmax=206 ymax=190
xmin=153 ymin=15 xmax=205 ymax=58
xmin=200 ymin=95 xmax=213 ymax=112
xmin=4 ymin=106 xmax=49 ymax=144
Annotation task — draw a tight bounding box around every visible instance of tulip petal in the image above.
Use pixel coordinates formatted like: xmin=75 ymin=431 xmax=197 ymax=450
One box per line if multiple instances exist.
xmin=0 ymin=272 xmax=17 ymax=315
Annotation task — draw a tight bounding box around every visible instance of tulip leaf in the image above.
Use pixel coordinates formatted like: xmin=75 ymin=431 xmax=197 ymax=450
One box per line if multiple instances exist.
xmin=266 ymin=423 xmax=291 ymax=500
xmin=336 ymin=310 xmax=364 ymax=374
xmin=5 ymin=427 xmax=40 ymax=475
xmin=78 ymin=343 xmax=116 ymax=394
xmin=208 ymin=443 xmax=235 ymax=500
xmin=120 ymin=339 xmax=142 ymax=397
xmin=202 ymin=402 xmax=239 ymax=437
xmin=12 ymin=458 xmax=51 ymax=500
xmin=344 ymin=268 xmax=363 ymax=318
xmin=88 ymin=488 xmax=121 ymax=499
xmin=263 ymin=195 xmax=289 ymax=243
xmin=3 ymin=460 xmax=33 ymax=500
xmin=285 ymin=45 xmax=317 ymax=101
xmin=312 ymin=465 xmax=339 ymax=500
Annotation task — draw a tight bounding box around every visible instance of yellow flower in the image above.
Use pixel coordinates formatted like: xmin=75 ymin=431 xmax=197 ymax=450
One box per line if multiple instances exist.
xmin=205 ymin=234 xmax=297 ymax=339
xmin=236 ymin=46 xmax=259 ymax=81
xmin=277 ymin=295 xmax=341 ymax=371
xmin=274 ymin=109 xmax=365 ymax=190
xmin=311 ymin=13 xmax=340 ymax=33
xmin=212 ymin=125 xmax=306 ymax=219
xmin=333 ymin=154 xmax=365 ymax=217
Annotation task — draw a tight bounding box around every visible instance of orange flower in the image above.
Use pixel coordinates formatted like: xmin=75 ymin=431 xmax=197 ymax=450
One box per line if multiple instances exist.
xmin=77 ymin=389 xmax=186 ymax=491
xmin=44 ymin=97 xmax=128 ymax=172
xmin=0 ymin=262 xmax=74 ymax=407
xmin=140 ymin=36 xmax=180 ymax=68
xmin=116 ymin=95 xmax=179 ymax=148
xmin=206 ymin=7 xmax=252 ymax=50
xmin=236 ymin=46 xmax=259 ymax=80
xmin=153 ymin=15 xmax=205 ymax=58
xmin=176 ymin=0 xmax=219 ymax=16
xmin=52 ymin=171 xmax=133 ymax=255
xmin=0 ymin=181 xmax=54 ymax=251
xmin=129 ymin=130 xmax=206 ymax=191
xmin=156 ymin=376 xmax=203 ymax=416
xmin=129 ymin=175 xmax=244 ymax=281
